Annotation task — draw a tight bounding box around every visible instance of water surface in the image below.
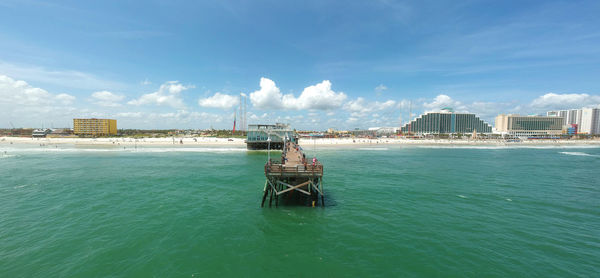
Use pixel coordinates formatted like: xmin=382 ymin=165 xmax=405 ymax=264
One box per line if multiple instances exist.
xmin=1 ymin=144 xmax=599 ymax=277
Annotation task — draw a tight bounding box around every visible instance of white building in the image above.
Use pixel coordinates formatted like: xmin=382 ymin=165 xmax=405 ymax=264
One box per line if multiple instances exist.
xmin=579 ymin=108 xmax=600 ymax=135
xmin=547 ymin=108 xmax=600 ymax=135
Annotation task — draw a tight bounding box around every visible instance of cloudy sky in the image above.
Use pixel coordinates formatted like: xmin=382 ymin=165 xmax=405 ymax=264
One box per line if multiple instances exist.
xmin=1 ymin=0 xmax=600 ymax=130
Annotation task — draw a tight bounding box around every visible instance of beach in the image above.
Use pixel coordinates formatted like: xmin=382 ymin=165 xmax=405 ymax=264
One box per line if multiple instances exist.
xmin=2 ymin=136 xmax=600 ymax=147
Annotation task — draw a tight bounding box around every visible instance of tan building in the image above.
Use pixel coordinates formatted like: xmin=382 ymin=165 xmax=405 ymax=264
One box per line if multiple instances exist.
xmin=73 ymin=118 xmax=117 ymax=136
xmin=495 ymin=114 xmax=564 ymax=136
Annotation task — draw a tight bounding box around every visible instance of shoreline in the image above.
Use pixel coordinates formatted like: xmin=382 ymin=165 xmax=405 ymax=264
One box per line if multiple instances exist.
xmin=2 ymin=136 xmax=600 ymax=147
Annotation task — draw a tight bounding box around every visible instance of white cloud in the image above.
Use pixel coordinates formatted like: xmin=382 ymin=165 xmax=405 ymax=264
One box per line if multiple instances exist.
xmin=145 ymin=110 xmax=225 ymax=124
xmin=249 ymin=113 xmax=260 ymax=121
xmin=198 ymin=92 xmax=239 ymax=109
xmin=91 ymin=90 xmax=125 ymax=107
xmin=290 ymin=80 xmax=347 ymax=110
xmin=345 ymin=98 xmax=369 ymax=113
xmin=116 ymin=112 xmax=143 ymax=118
xmin=344 ymin=97 xmax=396 ymax=115
xmin=249 ymin=77 xmax=284 ymax=109
xmin=0 ymin=75 xmax=51 ymax=106
xmin=396 ymin=99 xmax=411 ymax=109
xmin=0 ymin=74 xmax=77 ymax=127
xmin=249 ymin=78 xmax=347 ymax=110
xmin=378 ymin=100 xmax=396 ymax=110
xmin=0 ymin=75 xmax=76 ymax=107
xmin=530 ymin=93 xmax=600 ymax=110
xmin=0 ymin=61 xmax=127 ymax=91
xmin=128 ymin=81 xmax=193 ymax=109
xmin=422 ymin=94 xmax=466 ymax=112
xmin=55 ymin=93 xmax=76 ymax=105
xmin=375 ymin=84 xmax=388 ymax=94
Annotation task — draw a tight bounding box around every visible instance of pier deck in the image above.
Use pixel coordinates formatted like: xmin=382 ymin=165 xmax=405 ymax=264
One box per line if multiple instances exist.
xmin=262 ymin=142 xmax=324 ymax=207
xmin=264 ymin=143 xmax=323 ymax=177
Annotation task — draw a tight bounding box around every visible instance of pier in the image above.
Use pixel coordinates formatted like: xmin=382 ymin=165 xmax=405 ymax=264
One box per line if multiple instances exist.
xmin=261 ymin=141 xmax=324 ymax=207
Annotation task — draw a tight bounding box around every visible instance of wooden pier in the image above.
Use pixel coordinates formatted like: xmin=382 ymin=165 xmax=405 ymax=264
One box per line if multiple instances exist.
xmin=261 ymin=142 xmax=324 ymax=207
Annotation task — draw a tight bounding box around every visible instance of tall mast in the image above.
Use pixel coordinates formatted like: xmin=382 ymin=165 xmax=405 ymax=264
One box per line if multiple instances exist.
xmin=233 ymin=110 xmax=237 ymax=134
xmin=408 ymin=100 xmax=412 ymax=135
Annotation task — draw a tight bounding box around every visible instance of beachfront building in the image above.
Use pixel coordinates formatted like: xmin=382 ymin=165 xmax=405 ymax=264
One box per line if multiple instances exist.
xmin=547 ymin=109 xmax=581 ymax=125
xmin=32 ymin=129 xmax=51 ymax=138
xmin=495 ymin=114 xmax=564 ymax=136
xmin=547 ymin=108 xmax=600 ymax=135
xmin=368 ymin=127 xmax=399 ymax=137
xmin=579 ymin=108 xmax=600 ymax=135
xmin=246 ymin=123 xmax=297 ymax=150
xmin=73 ymin=118 xmax=117 ymax=136
xmin=400 ymin=110 xmax=492 ymax=134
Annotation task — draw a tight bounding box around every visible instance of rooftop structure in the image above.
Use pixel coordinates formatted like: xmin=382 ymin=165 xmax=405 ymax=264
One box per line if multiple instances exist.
xmin=73 ymin=118 xmax=117 ymax=136
xmin=32 ymin=129 xmax=51 ymax=138
xmin=401 ymin=111 xmax=492 ymax=134
xmin=246 ymin=123 xmax=297 ymax=150
xmin=495 ymin=114 xmax=564 ymax=136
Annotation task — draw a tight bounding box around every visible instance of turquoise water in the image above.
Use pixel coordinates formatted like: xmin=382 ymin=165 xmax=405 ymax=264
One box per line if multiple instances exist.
xmin=1 ymin=143 xmax=599 ymax=277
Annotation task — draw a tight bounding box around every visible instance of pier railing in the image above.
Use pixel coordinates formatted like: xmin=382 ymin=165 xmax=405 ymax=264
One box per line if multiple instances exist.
xmin=264 ymin=162 xmax=323 ymax=177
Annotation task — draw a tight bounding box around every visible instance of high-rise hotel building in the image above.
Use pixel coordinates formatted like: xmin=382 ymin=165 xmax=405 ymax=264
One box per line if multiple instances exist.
xmin=401 ymin=110 xmax=492 ymax=134
xmin=73 ymin=118 xmax=117 ymax=136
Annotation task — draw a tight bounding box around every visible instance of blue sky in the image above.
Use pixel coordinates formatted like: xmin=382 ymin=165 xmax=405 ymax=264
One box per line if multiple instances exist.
xmin=1 ymin=0 xmax=600 ymax=130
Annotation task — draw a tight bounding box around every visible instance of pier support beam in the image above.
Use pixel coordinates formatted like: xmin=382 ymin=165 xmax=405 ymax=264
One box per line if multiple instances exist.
xmin=261 ymin=141 xmax=324 ymax=207
xmin=261 ymin=180 xmax=269 ymax=207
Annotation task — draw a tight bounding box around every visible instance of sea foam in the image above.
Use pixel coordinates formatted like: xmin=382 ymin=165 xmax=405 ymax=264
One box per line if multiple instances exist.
xmin=415 ymin=145 xmax=600 ymax=150
xmin=1 ymin=147 xmax=248 ymax=154
xmin=0 ymin=154 xmax=17 ymax=158
xmin=559 ymin=152 xmax=600 ymax=157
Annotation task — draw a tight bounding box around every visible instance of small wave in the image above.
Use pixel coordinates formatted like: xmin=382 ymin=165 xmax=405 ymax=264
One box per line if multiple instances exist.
xmin=0 ymin=154 xmax=17 ymax=158
xmin=0 ymin=147 xmax=248 ymax=154
xmin=559 ymin=152 xmax=600 ymax=157
xmin=14 ymin=184 xmax=29 ymax=189
xmin=457 ymin=195 xmax=467 ymax=198
xmin=358 ymin=148 xmax=389 ymax=151
xmin=415 ymin=145 xmax=600 ymax=150
xmin=141 ymin=147 xmax=247 ymax=153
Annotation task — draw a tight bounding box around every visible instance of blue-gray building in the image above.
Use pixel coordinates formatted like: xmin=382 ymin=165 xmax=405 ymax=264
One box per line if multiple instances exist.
xmin=401 ymin=110 xmax=492 ymax=134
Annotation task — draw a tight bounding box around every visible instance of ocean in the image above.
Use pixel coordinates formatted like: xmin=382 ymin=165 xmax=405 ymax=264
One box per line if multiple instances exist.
xmin=1 ymin=143 xmax=599 ymax=277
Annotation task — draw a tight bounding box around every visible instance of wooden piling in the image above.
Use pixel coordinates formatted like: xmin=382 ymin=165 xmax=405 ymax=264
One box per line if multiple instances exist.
xmin=262 ymin=141 xmax=324 ymax=207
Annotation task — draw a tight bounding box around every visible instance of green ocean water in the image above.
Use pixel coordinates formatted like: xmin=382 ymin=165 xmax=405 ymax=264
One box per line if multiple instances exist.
xmin=1 ymin=143 xmax=599 ymax=277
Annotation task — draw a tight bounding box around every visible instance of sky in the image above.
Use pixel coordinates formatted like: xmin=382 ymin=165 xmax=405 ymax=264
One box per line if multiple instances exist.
xmin=1 ymin=0 xmax=600 ymax=130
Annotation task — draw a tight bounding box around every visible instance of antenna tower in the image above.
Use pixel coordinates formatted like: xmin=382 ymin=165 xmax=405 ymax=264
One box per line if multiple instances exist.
xmin=238 ymin=93 xmax=248 ymax=133
xmin=243 ymin=94 xmax=247 ymax=132
xmin=408 ymin=101 xmax=412 ymax=135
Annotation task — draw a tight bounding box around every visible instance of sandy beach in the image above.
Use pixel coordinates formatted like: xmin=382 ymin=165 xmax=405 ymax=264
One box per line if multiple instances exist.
xmin=2 ymin=136 xmax=600 ymax=147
